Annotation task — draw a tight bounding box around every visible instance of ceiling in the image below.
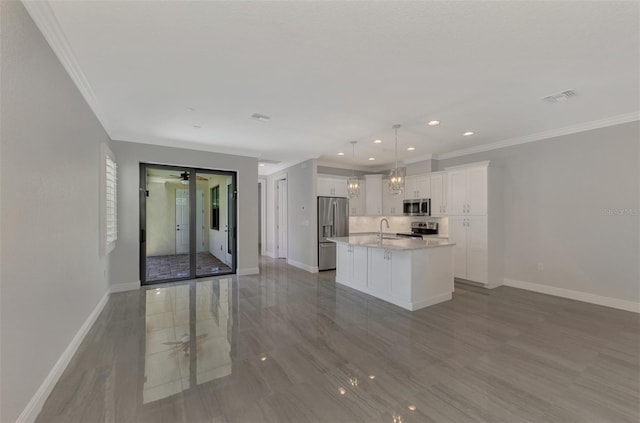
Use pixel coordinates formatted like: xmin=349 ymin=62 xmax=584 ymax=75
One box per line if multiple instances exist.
xmin=27 ymin=1 xmax=639 ymax=174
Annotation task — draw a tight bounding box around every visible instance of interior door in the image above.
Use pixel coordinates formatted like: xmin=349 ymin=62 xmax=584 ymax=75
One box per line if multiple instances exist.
xmin=175 ymin=188 xmax=190 ymax=254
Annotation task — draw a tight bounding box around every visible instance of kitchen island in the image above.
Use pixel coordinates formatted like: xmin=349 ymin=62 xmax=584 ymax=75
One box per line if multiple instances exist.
xmin=328 ymin=235 xmax=455 ymax=311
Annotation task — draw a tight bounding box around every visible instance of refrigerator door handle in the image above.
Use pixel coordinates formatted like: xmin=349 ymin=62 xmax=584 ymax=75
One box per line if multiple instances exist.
xmin=332 ymin=202 xmax=337 ymax=237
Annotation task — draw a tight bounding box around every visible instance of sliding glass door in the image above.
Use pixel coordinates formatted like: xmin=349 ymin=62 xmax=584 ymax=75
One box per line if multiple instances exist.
xmin=140 ymin=164 xmax=236 ymax=285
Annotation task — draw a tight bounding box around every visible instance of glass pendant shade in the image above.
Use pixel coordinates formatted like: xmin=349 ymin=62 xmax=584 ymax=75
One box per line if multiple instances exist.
xmin=388 ymin=167 xmax=404 ymax=195
xmin=347 ymin=140 xmax=360 ymax=198
xmin=348 ymin=176 xmax=360 ymax=198
xmin=388 ymin=124 xmax=405 ymax=195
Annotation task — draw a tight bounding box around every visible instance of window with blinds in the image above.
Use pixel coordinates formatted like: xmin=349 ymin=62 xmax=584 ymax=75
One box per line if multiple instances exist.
xmin=105 ymin=155 xmax=117 ymax=247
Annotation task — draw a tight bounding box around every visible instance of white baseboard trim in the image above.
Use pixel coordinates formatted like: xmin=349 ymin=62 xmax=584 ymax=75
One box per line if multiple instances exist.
xmin=17 ymin=290 xmax=110 ymax=423
xmin=287 ymin=259 xmax=319 ymax=274
xmin=503 ymin=278 xmax=640 ymax=313
xmin=238 ymin=267 xmax=260 ymax=276
xmin=110 ymin=281 xmax=140 ymax=293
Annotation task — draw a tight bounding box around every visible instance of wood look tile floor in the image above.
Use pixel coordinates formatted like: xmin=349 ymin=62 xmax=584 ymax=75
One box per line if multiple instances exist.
xmin=36 ymin=257 xmax=640 ymax=423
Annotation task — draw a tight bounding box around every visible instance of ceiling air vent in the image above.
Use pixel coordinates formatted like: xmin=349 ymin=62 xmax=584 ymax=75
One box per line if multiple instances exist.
xmin=543 ymin=90 xmax=577 ymax=104
xmin=250 ymin=113 xmax=271 ymax=122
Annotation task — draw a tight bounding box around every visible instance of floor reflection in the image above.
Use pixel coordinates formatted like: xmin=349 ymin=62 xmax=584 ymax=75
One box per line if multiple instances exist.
xmin=143 ymin=278 xmax=233 ymax=403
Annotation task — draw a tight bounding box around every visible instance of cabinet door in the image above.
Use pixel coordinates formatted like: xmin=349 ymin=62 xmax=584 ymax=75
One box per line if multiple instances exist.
xmin=365 ymin=175 xmax=383 ymax=215
xmin=336 ymin=244 xmax=353 ymax=284
xmin=317 ymin=177 xmax=332 ymax=197
xmin=430 ymin=173 xmax=444 ymax=216
xmin=404 ymin=176 xmax=418 ymax=199
xmin=352 ymin=246 xmax=368 ymax=289
xmin=349 ymin=180 xmax=366 ymax=215
xmin=467 ymin=167 xmax=487 ymax=215
xmin=333 ymin=178 xmax=349 ymax=198
xmin=389 ymin=250 xmax=412 ymax=301
xmin=367 ymin=248 xmax=389 ymax=296
xmin=415 ymin=175 xmax=430 ymax=199
xmin=449 ymin=216 xmax=468 ymax=279
xmin=382 ymin=180 xmax=404 ymax=215
xmin=448 ymin=170 xmax=468 ymax=215
xmin=466 ymin=216 xmax=488 ymax=284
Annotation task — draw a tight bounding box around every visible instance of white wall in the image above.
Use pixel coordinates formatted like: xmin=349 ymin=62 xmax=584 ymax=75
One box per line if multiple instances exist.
xmin=0 ymin=2 xmax=112 ymax=421
xmin=110 ymin=141 xmax=259 ymax=285
xmin=435 ymin=122 xmax=640 ymax=304
xmin=266 ymin=159 xmax=318 ymax=271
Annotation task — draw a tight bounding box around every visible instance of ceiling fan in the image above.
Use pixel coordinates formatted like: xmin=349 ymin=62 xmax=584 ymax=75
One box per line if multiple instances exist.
xmin=168 ymin=172 xmax=208 ymax=184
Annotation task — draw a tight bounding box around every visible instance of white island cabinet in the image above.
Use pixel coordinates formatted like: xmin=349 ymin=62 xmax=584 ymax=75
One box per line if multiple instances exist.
xmin=330 ymin=235 xmax=455 ymax=311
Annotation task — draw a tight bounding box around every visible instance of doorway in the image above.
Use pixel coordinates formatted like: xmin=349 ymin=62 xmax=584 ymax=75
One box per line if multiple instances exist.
xmin=140 ymin=164 xmax=237 ymax=285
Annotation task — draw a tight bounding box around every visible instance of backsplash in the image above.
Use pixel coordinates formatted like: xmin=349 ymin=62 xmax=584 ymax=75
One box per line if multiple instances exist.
xmin=349 ymin=216 xmax=448 ymax=237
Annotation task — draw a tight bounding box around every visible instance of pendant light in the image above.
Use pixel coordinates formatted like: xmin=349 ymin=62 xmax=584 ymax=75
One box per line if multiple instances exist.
xmin=347 ymin=141 xmax=360 ymax=198
xmin=388 ymin=124 xmax=405 ymax=195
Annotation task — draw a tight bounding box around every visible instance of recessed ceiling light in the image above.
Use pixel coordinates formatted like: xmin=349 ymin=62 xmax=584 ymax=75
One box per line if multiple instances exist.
xmin=368 ymin=157 xmax=375 ymax=161
xmin=373 ymin=139 xmax=382 ymax=144
xmin=259 ymin=163 xmax=265 ymax=167
xmin=338 ymin=152 xmax=345 ymax=156
xmin=407 ymin=147 xmax=415 ymax=151
xmin=250 ymin=113 xmax=271 ymax=122
xmin=428 ymin=120 xmax=440 ymax=126
xmin=463 ymin=131 xmax=474 ymax=136
xmin=192 ymin=124 xmax=201 ymax=129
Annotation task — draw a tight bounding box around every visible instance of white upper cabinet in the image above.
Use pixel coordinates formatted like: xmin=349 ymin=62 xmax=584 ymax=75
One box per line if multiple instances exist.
xmin=404 ymin=175 xmax=430 ymax=200
xmin=365 ymin=174 xmax=383 ymax=215
xmin=429 ymin=171 xmax=448 ymax=216
xmin=447 ymin=164 xmax=487 ymax=216
xmin=317 ymin=175 xmax=348 ymax=197
xmin=382 ymin=179 xmax=404 ymax=216
xmin=349 ymin=179 xmax=366 ymax=216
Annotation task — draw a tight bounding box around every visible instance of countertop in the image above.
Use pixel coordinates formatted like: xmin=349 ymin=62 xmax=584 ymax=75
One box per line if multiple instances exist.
xmin=328 ymin=235 xmax=455 ymax=250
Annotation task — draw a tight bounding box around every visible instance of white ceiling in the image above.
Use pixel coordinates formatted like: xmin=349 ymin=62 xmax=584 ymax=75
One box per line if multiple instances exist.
xmin=28 ymin=1 xmax=639 ymax=174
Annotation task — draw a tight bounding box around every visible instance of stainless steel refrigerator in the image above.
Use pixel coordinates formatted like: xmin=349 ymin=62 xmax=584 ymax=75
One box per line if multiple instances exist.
xmin=318 ymin=196 xmax=349 ymax=271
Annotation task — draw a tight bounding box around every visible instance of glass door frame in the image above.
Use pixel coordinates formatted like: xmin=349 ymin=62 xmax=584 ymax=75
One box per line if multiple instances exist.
xmin=139 ymin=163 xmax=237 ymax=285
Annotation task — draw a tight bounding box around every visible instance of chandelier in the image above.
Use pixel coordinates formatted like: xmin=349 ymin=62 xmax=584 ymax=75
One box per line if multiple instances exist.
xmin=347 ymin=141 xmax=360 ymax=198
xmin=388 ymin=124 xmax=405 ymax=195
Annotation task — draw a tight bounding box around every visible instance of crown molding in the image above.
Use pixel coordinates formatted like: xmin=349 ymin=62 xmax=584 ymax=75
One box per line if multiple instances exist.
xmin=22 ymin=0 xmax=112 ymax=134
xmin=403 ymin=153 xmax=433 ymax=165
xmin=434 ymin=112 xmax=640 ymax=160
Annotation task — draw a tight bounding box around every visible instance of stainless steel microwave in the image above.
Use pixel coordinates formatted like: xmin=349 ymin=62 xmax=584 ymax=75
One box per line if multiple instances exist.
xmin=403 ymin=198 xmax=430 ymax=216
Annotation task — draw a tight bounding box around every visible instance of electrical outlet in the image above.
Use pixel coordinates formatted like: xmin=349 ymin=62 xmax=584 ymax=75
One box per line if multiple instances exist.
xmin=537 ymin=263 xmax=544 ymax=272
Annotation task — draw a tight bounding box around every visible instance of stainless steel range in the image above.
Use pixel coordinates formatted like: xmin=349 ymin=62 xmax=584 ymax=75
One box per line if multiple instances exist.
xmin=396 ymin=221 xmax=438 ymax=239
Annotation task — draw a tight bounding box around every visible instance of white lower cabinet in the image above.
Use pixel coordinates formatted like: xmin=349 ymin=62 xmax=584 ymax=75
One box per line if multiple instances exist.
xmin=449 ymin=216 xmax=488 ymax=284
xmin=335 ymin=241 xmax=455 ymax=310
xmin=336 ymin=244 xmax=367 ymax=289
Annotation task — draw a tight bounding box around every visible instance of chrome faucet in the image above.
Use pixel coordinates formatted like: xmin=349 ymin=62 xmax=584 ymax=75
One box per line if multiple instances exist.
xmin=379 ymin=218 xmax=390 ymax=242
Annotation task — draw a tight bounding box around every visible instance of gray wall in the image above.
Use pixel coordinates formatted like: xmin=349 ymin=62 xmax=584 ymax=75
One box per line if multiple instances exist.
xmin=266 ymin=159 xmax=317 ymax=270
xmin=435 ymin=122 xmax=640 ymax=302
xmin=110 ymin=141 xmax=259 ymax=285
xmin=0 ymin=2 xmax=112 ymax=421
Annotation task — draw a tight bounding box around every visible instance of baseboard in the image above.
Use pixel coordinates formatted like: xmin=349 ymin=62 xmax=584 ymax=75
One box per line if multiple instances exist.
xmin=503 ymin=278 xmax=640 ymax=313
xmin=16 ymin=290 xmax=110 ymax=423
xmin=237 ymin=267 xmax=259 ymax=276
xmin=287 ymin=259 xmax=319 ymax=274
xmin=110 ymin=281 xmax=140 ymax=293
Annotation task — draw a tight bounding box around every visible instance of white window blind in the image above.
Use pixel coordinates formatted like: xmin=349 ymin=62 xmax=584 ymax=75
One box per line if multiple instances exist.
xmin=105 ymin=155 xmax=117 ymax=245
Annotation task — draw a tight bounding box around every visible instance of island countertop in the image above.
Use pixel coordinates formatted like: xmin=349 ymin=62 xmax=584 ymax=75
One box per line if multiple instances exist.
xmin=327 ymin=235 xmax=455 ymax=251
